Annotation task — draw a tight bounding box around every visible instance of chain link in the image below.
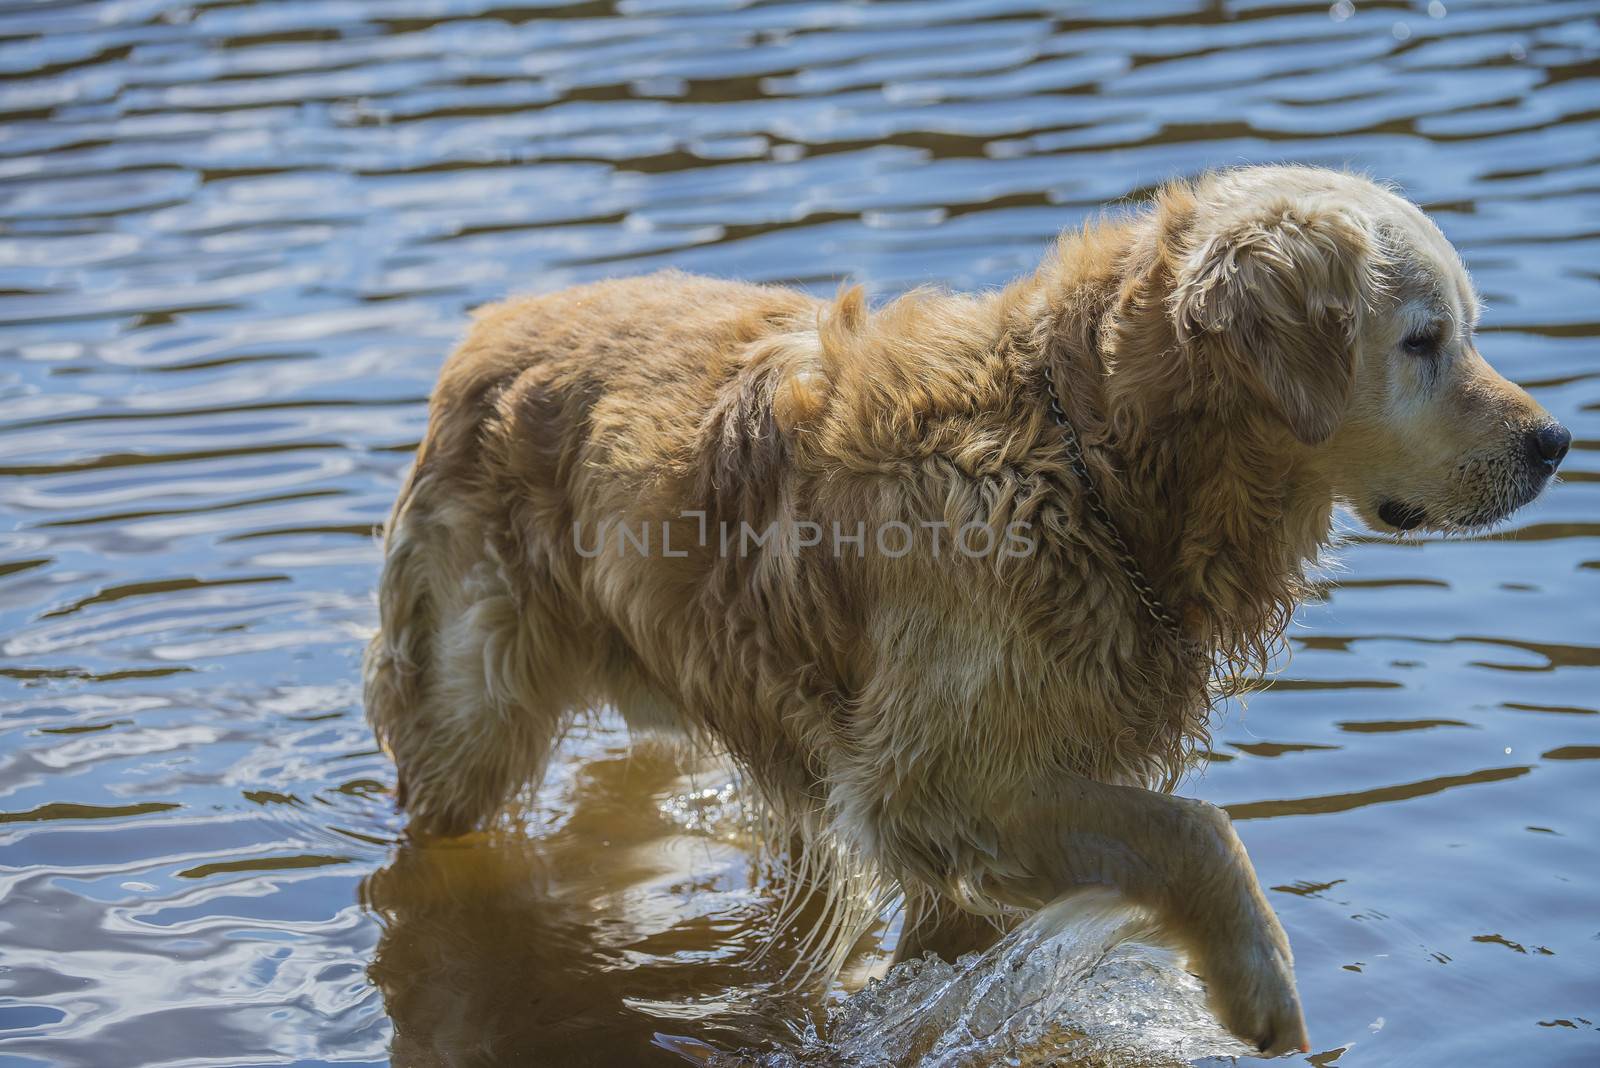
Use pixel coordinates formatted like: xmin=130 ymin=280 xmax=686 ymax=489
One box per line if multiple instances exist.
xmin=1039 ymin=355 xmax=1182 ymax=638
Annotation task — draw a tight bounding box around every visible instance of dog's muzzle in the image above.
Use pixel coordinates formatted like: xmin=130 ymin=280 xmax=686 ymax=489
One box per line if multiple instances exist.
xmin=1377 ymin=500 xmax=1427 ymax=531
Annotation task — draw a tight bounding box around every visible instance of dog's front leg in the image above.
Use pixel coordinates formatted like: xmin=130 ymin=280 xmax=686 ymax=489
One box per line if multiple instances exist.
xmin=994 ymin=777 xmax=1309 ymax=1057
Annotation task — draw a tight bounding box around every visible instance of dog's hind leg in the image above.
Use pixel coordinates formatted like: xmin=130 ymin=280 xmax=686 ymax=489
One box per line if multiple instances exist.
xmin=364 ymin=476 xmax=591 ymax=836
xmin=891 ymin=893 xmax=1004 ymax=965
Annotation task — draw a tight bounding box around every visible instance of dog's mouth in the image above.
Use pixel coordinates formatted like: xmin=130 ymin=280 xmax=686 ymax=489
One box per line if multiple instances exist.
xmin=1376 ymin=499 xmax=1427 ymax=531
xmin=1373 ymin=465 xmax=1553 ymax=535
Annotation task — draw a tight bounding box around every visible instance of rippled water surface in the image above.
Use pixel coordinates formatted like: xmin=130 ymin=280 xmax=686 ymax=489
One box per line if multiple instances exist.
xmin=2 ymin=0 xmax=1598 ymax=1065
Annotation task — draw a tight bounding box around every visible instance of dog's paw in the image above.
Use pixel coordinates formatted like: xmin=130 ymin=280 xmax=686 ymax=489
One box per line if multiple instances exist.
xmin=1196 ymin=925 xmax=1309 ymax=1058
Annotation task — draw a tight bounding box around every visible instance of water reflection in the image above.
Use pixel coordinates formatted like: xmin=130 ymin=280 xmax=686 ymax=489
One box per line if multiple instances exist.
xmin=366 ymin=837 xmax=638 ymax=1066
xmin=363 ymin=739 xmax=807 ymax=1067
xmin=1 ymin=0 xmax=1597 ymax=1063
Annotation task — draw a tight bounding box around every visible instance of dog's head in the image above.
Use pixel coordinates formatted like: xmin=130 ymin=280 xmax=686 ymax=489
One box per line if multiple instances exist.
xmin=1169 ymin=165 xmax=1568 ymax=533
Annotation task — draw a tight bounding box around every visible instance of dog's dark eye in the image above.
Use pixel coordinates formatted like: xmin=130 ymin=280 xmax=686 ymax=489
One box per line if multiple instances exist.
xmin=1401 ymin=330 xmax=1440 ymax=356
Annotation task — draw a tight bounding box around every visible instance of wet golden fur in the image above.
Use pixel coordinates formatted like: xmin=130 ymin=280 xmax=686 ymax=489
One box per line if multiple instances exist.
xmin=364 ymin=165 xmax=1561 ymax=1056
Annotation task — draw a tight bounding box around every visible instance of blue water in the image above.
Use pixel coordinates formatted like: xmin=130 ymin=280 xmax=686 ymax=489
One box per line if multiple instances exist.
xmin=1 ymin=1 xmax=1597 ymax=1065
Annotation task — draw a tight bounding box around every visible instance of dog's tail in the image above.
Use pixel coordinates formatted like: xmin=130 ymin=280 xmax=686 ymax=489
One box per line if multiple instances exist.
xmin=363 ymin=461 xmax=567 ymax=836
xmin=363 ymin=466 xmax=435 ymax=818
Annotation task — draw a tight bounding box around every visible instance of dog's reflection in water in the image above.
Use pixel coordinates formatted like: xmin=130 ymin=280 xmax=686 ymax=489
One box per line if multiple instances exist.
xmin=361 ymin=739 xmax=869 ymax=1067
xmin=360 ymin=739 xmax=1228 ymax=1068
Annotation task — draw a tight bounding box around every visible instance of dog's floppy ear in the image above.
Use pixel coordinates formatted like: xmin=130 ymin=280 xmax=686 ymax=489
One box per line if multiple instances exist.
xmin=1172 ymin=197 xmax=1374 ymax=445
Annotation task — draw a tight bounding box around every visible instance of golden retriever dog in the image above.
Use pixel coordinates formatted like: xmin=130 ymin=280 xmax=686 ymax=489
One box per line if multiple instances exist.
xmin=364 ymin=165 xmax=1568 ymax=1057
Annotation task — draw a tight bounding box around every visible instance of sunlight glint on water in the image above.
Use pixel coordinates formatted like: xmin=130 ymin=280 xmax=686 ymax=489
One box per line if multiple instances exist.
xmin=746 ymin=898 xmax=1249 ymax=1068
xmin=1 ymin=0 xmax=1597 ymax=1065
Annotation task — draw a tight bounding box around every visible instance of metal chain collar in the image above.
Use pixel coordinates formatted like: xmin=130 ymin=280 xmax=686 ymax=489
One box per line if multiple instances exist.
xmin=1038 ymin=354 xmax=1183 ymax=639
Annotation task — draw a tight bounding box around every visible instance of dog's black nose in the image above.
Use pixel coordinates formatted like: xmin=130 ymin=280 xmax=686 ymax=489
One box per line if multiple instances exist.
xmin=1527 ymin=422 xmax=1572 ymax=470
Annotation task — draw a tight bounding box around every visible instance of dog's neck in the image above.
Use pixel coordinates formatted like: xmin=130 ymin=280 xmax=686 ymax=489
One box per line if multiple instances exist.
xmin=1013 ymin=209 xmax=1335 ymax=678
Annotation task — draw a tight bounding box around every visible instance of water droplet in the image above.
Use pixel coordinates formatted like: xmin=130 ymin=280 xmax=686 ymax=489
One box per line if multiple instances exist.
xmin=1392 ymin=21 xmax=1412 ymax=40
xmin=1329 ymin=1 xmax=1355 ymax=23
xmin=1428 ymin=0 xmax=1447 ymax=16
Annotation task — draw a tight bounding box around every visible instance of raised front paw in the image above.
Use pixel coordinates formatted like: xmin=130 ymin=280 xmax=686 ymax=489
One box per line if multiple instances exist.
xmin=1196 ymin=920 xmax=1309 ymax=1058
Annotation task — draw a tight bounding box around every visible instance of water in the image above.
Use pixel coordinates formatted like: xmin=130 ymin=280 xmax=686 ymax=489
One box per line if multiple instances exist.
xmin=1 ymin=0 xmax=1597 ymax=1064
xmin=731 ymin=895 xmax=1253 ymax=1068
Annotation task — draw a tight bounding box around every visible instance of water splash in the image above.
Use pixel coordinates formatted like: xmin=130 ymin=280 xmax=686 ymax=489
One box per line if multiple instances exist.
xmin=725 ymin=894 xmax=1251 ymax=1068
